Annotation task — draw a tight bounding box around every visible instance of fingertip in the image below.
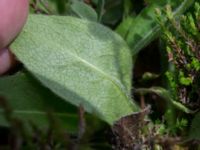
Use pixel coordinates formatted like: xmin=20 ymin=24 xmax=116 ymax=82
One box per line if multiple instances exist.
xmin=0 ymin=48 xmax=15 ymax=75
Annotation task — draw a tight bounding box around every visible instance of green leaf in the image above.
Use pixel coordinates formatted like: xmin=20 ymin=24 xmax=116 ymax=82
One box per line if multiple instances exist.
xmin=116 ymin=0 xmax=195 ymax=55
xmin=0 ymin=72 xmax=78 ymax=133
xmin=135 ymin=87 xmax=193 ymax=114
xmin=101 ymin=0 xmax=123 ymax=26
xmin=71 ymin=0 xmax=98 ymax=22
xmin=11 ymin=15 xmax=138 ymax=125
xmin=141 ymin=72 xmax=159 ymax=81
xmin=189 ymin=112 xmax=200 ymax=140
xmin=54 ymin=0 xmax=67 ymax=14
xmin=96 ymin=0 xmax=105 ymax=22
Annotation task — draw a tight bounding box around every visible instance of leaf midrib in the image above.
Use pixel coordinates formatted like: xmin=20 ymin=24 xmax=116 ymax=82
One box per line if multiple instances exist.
xmin=0 ymin=109 xmax=77 ymax=117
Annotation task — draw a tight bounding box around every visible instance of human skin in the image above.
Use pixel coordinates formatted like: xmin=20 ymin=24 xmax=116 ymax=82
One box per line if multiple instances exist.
xmin=0 ymin=0 xmax=29 ymax=75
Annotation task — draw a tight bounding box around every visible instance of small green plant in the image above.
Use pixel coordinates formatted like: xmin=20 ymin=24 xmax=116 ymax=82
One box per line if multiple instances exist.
xmin=161 ymin=2 xmax=200 ymax=109
xmin=0 ymin=0 xmax=198 ymax=149
xmin=157 ymin=1 xmax=200 ymax=141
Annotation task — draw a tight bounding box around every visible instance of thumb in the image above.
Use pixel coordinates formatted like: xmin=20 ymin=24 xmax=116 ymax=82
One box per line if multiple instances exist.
xmin=0 ymin=0 xmax=29 ymax=49
xmin=0 ymin=0 xmax=29 ymax=75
